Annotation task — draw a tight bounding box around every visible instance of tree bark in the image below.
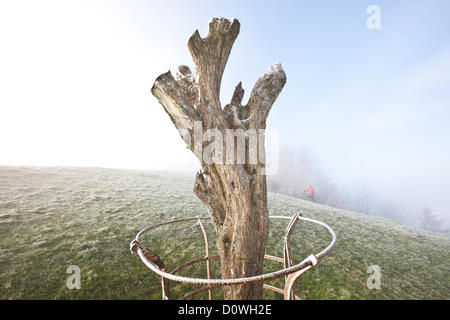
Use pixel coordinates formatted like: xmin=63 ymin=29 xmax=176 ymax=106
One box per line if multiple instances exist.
xmin=151 ymin=18 xmax=286 ymax=299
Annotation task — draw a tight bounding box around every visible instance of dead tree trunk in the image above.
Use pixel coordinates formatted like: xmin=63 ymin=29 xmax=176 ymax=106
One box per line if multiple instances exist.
xmin=151 ymin=18 xmax=286 ymax=299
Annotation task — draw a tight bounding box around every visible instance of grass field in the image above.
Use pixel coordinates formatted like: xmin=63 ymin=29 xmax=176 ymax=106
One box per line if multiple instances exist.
xmin=0 ymin=166 xmax=448 ymax=300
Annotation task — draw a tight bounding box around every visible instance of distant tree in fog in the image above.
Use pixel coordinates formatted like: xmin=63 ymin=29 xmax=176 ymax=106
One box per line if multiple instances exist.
xmin=419 ymin=207 xmax=448 ymax=234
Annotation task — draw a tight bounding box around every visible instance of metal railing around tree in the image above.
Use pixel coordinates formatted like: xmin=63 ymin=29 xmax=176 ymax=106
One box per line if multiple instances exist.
xmin=130 ymin=212 xmax=336 ymax=300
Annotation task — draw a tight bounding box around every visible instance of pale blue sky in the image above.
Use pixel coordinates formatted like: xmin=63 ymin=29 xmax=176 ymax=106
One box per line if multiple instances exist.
xmin=0 ymin=0 xmax=449 ymax=217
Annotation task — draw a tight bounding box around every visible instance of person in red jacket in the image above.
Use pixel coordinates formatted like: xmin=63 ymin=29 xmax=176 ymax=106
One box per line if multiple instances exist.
xmin=305 ymin=184 xmax=315 ymax=202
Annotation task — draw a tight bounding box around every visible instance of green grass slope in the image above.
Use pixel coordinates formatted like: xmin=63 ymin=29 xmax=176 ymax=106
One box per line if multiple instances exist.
xmin=0 ymin=166 xmax=448 ymax=299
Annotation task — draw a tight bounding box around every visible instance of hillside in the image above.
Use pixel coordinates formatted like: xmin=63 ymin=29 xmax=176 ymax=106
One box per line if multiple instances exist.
xmin=0 ymin=166 xmax=448 ymax=299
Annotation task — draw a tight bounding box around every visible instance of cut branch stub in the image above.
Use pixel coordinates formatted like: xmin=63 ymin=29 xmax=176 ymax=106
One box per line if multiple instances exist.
xmin=188 ymin=18 xmax=240 ymax=123
xmin=230 ymin=81 xmax=244 ymax=106
xmin=151 ymin=71 xmax=199 ymax=132
xmin=246 ymin=63 xmax=287 ymax=128
xmin=223 ymin=82 xmax=246 ymax=129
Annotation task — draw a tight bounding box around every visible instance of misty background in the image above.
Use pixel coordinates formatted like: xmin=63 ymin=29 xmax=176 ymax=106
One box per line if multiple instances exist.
xmin=0 ymin=0 xmax=449 ymax=232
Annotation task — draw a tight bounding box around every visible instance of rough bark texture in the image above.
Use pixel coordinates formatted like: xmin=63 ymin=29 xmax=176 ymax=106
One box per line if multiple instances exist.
xmin=151 ymin=18 xmax=286 ymax=299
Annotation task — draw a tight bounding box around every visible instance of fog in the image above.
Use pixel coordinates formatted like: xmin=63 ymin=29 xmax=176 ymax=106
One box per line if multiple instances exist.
xmin=268 ymin=145 xmax=450 ymax=233
xmin=0 ymin=1 xmax=449 ymax=234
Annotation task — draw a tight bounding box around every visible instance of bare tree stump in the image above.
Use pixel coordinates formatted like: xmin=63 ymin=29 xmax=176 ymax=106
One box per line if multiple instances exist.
xmin=151 ymin=18 xmax=286 ymax=299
